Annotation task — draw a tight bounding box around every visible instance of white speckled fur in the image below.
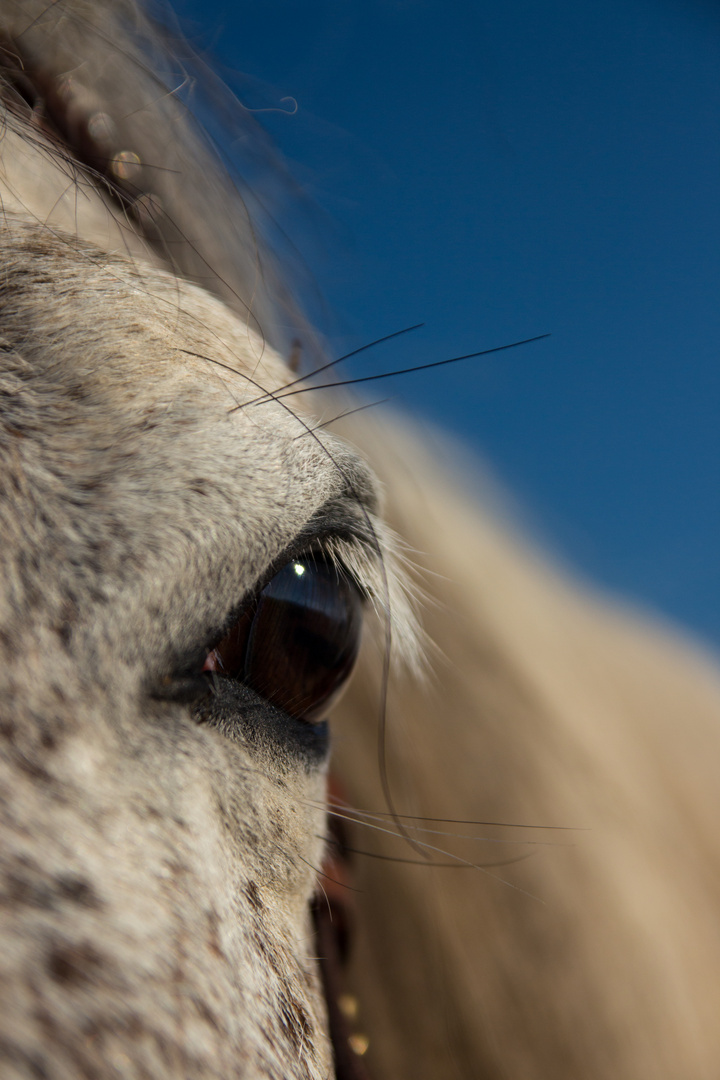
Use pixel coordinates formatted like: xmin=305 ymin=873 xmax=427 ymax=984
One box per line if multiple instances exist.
xmin=2 ymin=4 xmax=720 ymax=1080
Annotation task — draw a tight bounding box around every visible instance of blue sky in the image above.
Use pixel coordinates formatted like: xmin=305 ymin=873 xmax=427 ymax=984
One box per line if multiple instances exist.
xmin=175 ymin=0 xmax=720 ymax=653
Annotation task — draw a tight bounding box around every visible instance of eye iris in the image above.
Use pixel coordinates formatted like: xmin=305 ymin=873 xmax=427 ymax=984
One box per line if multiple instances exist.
xmin=205 ymin=556 xmax=363 ymax=723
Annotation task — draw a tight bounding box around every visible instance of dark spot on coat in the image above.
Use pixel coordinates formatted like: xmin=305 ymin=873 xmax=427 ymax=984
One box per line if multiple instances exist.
xmin=277 ymin=991 xmax=313 ymax=1054
xmin=0 ymin=1042 xmax=51 ymax=1080
xmin=191 ymin=994 xmax=224 ymax=1032
xmin=1 ymin=864 xmax=100 ymax=911
xmin=245 ymin=880 xmax=264 ymax=912
xmin=253 ymin=930 xmax=281 ymax=978
xmin=12 ymin=750 xmax=54 ymax=785
xmin=54 ymin=874 xmax=102 ymax=909
xmin=205 ymin=909 xmax=225 ymax=960
xmin=45 ymin=941 xmax=105 ymax=987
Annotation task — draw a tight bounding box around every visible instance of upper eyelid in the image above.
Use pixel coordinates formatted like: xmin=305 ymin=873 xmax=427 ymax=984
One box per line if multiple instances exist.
xmin=164 ymin=512 xmax=419 ymax=683
xmin=289 ymin=497 xmax=382 ymax=579
xmin=216 ymin=528 xmax=373 ymax=635
xmin=256 ymin=532 xmax=375 ymax=604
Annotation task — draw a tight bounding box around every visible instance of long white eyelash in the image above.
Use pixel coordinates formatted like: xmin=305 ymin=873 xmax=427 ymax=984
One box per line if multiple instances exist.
xmin=321 ymin=525 xmax=428 ymax=675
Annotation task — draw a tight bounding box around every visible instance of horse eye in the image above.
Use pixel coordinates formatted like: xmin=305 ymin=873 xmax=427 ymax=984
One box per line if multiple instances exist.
xmin=202 ymin=555 xmax=363 ymax=723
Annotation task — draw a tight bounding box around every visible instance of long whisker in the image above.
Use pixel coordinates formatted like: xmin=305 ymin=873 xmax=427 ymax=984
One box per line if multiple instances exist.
xmin=293 ymin=399 xmax=389 ymax=440
xmin=315 ymin=805 xmax=545 ymax=901
xmin=257 ymin=333 xmax=551 ymax=404
xmin=326 ymin=800 xmax=585 ymax=832
xmin=323 ymin=802 xmax=568 ymax=846
xmin=347 ymin=848 xmax=536 ymax=870
xmin=254 ymin=323 xmax=425 ymax=404
xmin=328 ymin=813 xmax=567 ymax=848
xmin=296 ymin=851 xmax=364 ymax=894
xmin=319 ymin=836 xmax=537 ymax=870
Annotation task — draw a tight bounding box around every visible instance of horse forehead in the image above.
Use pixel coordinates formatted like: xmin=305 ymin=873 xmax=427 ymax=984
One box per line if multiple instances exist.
xmin=0 ymin=232 xmax=377 ymax=534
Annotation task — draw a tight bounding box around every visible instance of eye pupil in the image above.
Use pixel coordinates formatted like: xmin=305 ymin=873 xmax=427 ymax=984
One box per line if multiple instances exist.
xmin=203 ymin=555 xmax=363 ymax=723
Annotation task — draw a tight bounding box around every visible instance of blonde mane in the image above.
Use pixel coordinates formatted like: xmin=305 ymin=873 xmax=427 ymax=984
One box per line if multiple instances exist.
xmin=0 ymin=4 xmax=719 ymax=1079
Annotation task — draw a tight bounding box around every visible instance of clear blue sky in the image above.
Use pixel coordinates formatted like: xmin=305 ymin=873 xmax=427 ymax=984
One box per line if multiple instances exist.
xmin=175 ymin=0 xmax=720 ymax=653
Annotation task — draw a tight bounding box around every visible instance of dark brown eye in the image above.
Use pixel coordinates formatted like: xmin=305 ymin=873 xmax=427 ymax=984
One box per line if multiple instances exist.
xmin=202 ymin=554 xmax=363 ymax=723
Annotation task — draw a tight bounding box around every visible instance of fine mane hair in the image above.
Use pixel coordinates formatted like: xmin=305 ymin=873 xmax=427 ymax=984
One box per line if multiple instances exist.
xmin=1 ymin=3 xmax=720 ymax=1080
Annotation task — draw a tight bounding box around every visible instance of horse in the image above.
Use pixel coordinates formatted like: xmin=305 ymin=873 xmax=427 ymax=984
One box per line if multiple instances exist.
xmin=1 ymin=3 xmax=720 ymax=1078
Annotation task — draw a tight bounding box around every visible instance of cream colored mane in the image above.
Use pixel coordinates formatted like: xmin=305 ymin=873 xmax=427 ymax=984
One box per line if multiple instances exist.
xmin=1 ymin=4 xmax=719 ymax=1079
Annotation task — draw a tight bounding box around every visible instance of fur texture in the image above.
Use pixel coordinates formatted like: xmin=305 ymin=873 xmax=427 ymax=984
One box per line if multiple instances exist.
xmin=1 ymin=4 xmax=719 ymax=1079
